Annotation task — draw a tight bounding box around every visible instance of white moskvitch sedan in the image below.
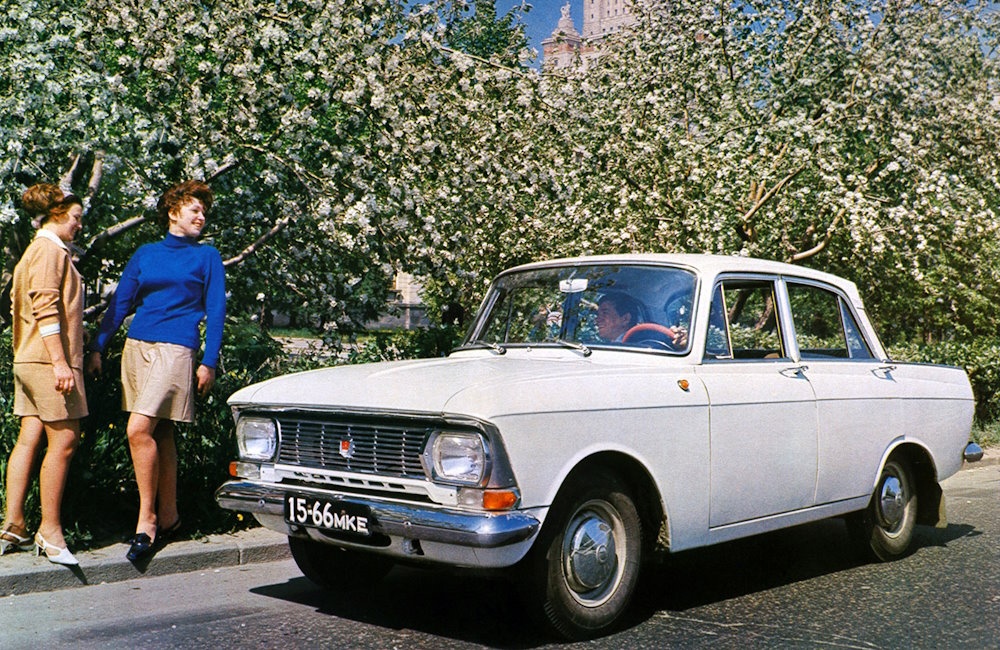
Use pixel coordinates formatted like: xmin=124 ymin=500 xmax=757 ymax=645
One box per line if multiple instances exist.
xmin=217 ymin=254 xmax=980 ymax=639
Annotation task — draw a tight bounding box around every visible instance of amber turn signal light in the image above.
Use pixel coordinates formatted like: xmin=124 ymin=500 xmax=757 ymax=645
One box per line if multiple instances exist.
xmin=482 ymin=490 xmax=518 ymax=511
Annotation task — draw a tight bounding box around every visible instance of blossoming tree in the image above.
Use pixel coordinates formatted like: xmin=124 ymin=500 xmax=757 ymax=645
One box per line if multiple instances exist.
xmin=2 ymin=0 xmax=998 ymax=345
xmin=487 ymin=0 xmax=1000 ymax=341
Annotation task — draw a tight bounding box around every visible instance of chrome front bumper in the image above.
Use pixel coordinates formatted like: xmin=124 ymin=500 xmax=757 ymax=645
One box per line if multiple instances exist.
xmin=215 ymin=480 xmax=540 ymax=549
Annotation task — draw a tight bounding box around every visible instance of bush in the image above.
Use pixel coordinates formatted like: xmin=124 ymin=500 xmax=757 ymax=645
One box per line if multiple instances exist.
xmin=888 ymin=336 xmax=1000 ymax=425
xmin=0 ymin=317 xmax=289 ymax=549
xmin=348 ymin=325 xmax=463 ymax=363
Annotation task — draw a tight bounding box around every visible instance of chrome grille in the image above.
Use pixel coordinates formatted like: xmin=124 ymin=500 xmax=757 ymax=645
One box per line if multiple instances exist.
xmin=275 ymin=414 xmax=430 ymax=479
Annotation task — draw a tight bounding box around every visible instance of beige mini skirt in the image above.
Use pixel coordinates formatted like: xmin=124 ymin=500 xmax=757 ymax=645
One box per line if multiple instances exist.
xmin=13 ymin=362 xmax=89 ymax=422
xmin=121 ymin=339 xmax=196 ymax=423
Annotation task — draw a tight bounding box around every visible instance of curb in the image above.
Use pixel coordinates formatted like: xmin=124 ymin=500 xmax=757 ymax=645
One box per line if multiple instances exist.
xmin=0 ymin=526 xmax=289 ymax=598
xmin=964 ymin=446 xmax=1000 ymax=469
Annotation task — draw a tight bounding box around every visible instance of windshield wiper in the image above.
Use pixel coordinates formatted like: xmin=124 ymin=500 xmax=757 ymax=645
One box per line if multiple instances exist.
xmin=465 ymin=340 xmax=506 ymax=355
xmin=556 ymin=339 xmax=592 ymax=357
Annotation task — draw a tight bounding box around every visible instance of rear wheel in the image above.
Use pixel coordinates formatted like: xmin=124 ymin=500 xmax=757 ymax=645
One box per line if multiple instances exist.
xmin=848 ymin=458 xmax=918 ymax=561
xmin=521 ymin=470 xmax=644 ymax=640
xmin=288 ymin=536 xmax=393 ymax=590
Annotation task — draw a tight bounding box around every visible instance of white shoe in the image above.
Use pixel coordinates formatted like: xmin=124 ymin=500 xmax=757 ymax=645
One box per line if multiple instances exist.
xmin=0 ymin=525 xmax=33 ymax=554
xmin=34 ymin=532 xmax=79 ymax=566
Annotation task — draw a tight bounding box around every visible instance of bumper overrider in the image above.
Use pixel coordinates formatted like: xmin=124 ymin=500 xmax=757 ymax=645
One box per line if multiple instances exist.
xmin=215 ymin=480 xmax=541 ymax=556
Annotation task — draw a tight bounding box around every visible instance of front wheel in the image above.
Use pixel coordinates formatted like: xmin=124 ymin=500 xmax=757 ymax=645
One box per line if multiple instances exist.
xmin=520 ymin=470 xmax=644 ymax=640
xmin=848 ymin=458 xmax=918 ymax=562
xmin=288 ymin=536 xmax=393 ymax=590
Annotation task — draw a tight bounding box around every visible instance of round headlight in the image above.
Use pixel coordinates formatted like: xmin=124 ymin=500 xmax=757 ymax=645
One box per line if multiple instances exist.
xmin=426 ymin=431 xmax=487 ymax=485
xmin=236 ymin=417 xmax=277 ymax=461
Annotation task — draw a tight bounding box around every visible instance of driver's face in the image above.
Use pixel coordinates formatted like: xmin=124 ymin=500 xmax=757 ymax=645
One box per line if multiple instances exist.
xmin=596 ymin=300 xmax=631 ymax=341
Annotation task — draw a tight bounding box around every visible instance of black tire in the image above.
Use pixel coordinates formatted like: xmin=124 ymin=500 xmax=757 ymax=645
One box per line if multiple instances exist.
xmin=288 ymin=536 xmax=393 ymax=590
xmin=848 ymin=458 xmax=918 ymax=562
xmin=521 ymin=470 xmax=644 ymax=640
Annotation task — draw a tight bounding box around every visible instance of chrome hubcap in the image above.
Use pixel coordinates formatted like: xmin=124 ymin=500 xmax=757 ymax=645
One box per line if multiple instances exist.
xmin=562 ymin=502 xmax=621 ymax=605
xmin=878 ymin=475 xmax=905 ymax=528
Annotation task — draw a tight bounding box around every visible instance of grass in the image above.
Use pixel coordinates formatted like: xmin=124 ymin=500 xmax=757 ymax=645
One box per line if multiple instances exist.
xmin=972 ymin=420 xmax=1000 ymax=449
xmin=269 ymin=327 xmax=321 ymax=339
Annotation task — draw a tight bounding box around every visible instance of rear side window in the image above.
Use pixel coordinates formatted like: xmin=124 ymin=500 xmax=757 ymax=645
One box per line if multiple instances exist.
xmin=787 ymin=283 xmax=873 ymax=359
xmin=707 ymin=280 xmax=783 ymax=360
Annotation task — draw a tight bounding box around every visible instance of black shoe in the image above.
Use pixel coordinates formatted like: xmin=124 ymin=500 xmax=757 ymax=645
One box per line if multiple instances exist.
xmin=126 ymin=532 xmax=154 ymax=561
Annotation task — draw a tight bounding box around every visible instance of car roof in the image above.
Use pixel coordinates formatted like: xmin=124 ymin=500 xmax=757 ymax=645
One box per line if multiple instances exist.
xmin=503 ymin=253 xmax=855 ymax=291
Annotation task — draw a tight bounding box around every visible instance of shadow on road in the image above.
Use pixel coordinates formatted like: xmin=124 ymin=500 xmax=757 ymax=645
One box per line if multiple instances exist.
xmin=249 ymin=518 xmax=978 ymax=647
xmin=635 ymin=518 xmax=974 ymax=615
xmin=252 ymin=567 xmax=540 ymax=648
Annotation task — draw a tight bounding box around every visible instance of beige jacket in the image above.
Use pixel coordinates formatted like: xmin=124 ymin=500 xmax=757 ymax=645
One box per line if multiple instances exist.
xmin=11 ymin=232 xmax=85 ymax=369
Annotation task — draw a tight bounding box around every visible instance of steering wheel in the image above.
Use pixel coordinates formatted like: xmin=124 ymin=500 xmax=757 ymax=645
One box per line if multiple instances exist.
xmin=621 ymin=323 xmax=678 ymax=350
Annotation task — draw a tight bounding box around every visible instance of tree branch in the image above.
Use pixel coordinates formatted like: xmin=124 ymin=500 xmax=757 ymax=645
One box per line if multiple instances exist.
xmin=60 ymin=154 xmax=80 ymax=191
xmin=224 ymin=214 xmax=292 ymax=267
xmin=84 ymin=300 xmax=108 ymax=321
xmin=84 ymin=215 xmax=148 ymax=253
xmin=87 ymin=152 xmax=104 ymax=199
xmin=741 ymin=163 xmax=807 ymax=224
xmin=207 ymin=158 xmax=240 ymax=182
xmin=788 ymin=208 xmax=845 ymax=263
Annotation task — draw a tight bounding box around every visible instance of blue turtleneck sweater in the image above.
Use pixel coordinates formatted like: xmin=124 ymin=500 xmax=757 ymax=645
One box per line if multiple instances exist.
xmin=91 ymin=233 xmax=226 ymax=368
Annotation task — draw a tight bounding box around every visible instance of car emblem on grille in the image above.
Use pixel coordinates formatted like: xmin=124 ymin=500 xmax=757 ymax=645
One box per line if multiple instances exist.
xmin=339 ymin=438 xmax=355 ymax=459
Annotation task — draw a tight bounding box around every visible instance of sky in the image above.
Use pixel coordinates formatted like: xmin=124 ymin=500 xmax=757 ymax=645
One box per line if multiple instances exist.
xmin=496 ymin=0 xmax=582 ymax=64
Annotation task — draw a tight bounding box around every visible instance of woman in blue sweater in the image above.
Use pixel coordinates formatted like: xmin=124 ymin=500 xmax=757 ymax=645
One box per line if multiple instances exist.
xmin=87 ymin=180 xmax=226 ymax=562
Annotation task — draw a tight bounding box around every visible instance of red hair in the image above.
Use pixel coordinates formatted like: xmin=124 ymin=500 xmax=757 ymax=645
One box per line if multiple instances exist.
xmin=156 ymin=180 xmax=214 ymax=227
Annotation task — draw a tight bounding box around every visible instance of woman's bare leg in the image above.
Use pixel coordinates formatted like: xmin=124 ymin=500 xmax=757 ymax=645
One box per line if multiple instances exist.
xmin=2 ymin=417 xmax=45 ymax=535
xmin=126 ymin=412 xmax=161 ymax=539
xmin=36 ymin=419 xmax=81 ymax=548
xmin=153 ymin=420 xmax=179 ymax=529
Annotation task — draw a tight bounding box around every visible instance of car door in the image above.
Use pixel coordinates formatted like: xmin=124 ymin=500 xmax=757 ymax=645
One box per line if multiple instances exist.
xmin=783 ymin=280 xmax=903 ymax=504
xmin=696 ymin=277 xmax=819 ymax=528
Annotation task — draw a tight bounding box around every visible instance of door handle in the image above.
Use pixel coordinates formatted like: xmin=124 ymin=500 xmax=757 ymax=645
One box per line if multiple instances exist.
xmin=780 ymin=365 xmax=809 ymax=377
xmin=872 ymin=365 xmax=897 ymax=379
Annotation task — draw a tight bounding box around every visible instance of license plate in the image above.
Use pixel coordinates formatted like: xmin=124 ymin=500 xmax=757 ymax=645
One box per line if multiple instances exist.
xmin=283 ymin=494 xmax=372 ymax=537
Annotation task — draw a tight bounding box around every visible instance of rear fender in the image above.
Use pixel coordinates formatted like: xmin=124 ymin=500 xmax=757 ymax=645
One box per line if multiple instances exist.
xmin=878 ymin=441 xmax=945 ymax=528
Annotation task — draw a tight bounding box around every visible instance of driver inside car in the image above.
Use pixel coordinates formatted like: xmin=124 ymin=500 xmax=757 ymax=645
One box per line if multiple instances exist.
xmin=597 ymin=292 xmax=689 ymax=348
xmin=595 ymin=293 xmax=641 ymax=342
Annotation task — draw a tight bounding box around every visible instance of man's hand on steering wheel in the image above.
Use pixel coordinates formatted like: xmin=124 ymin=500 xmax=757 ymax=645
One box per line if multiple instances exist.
xmin=621 ymin=323 xmax=686 ymax=350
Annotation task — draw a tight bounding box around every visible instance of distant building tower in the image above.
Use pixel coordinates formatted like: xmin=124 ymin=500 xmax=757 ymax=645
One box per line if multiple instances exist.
xmin=541 ymin=4 xmax=585 ymax=69
xmin=542 ymin=1 xmax=637 ymax=69
xmin=581 ymin=0 xmax=637 ymax=38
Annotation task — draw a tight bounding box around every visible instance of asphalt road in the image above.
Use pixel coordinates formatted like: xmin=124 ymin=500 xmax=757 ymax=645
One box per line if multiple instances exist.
xmin=1 ymin=463 xmax=997 ymax=649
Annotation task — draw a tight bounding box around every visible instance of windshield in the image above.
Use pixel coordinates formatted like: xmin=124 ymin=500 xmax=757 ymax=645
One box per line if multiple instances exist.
xmin=464 ymin=264 xmax=697 ymax=354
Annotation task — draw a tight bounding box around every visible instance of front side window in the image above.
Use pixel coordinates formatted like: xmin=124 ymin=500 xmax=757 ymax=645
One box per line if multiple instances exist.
xmin=787 ymin=283 xmax=873 ymax=359
xmin=468 ymin=264 xmax=697 ymax=354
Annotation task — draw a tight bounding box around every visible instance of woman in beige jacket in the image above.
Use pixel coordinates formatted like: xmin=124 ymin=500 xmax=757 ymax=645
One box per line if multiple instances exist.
xmin=0 ymin=184 xmax=87 ymax=565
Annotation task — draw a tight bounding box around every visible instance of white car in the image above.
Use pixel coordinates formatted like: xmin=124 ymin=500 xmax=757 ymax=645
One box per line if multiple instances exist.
xmin=216 ymin=254 xmax=980 ymax=639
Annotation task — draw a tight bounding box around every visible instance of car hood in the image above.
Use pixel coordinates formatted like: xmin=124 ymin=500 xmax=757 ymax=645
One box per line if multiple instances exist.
xmin=229 ymin=351 xmax=699 ymax=420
